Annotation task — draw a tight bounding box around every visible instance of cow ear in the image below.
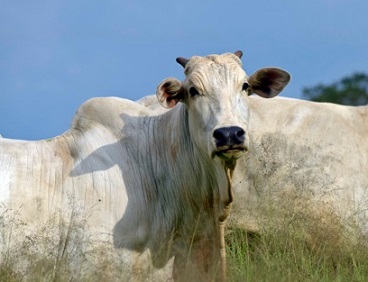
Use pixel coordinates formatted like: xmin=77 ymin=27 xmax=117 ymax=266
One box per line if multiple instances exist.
xmin=156 ymin=78 xmax=184 ymax=109
xmin=248 ymin=68 xmax=291 ymax=98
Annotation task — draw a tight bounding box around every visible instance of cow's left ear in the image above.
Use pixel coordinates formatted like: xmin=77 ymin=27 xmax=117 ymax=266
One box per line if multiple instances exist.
xmin=248 ymin=68 xmax=291 ymax=98
xmin=156 ymin=78 xmax=185 ymax=109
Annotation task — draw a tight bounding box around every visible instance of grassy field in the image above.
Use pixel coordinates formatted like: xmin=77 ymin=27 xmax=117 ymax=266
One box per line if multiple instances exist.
xmin=1 ymin=201 xmax=368 ymax=282
xmin=226 ymin=225 xmax=368 ymax=282
xmin=1 ymin=224 xmax=368 ymax=282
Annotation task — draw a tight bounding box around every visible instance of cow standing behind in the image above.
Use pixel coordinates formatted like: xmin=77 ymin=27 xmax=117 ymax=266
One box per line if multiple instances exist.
xmin=0 ymin=52 xmax=290 ymax=281
xmin=229 ymin=96 xmax=368 ymax=252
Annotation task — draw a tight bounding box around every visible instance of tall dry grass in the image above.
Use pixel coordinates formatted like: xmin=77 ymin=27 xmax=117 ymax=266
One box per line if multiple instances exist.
xmin=2 ymin=194 xmax=368 ymax=282
xmin=226 ymin=209 xmax=368 ymax=282
xmin=0 ymin=201 xmax=164 ymax=282
xmin=2 ymin=213 xmax=368 ymax=281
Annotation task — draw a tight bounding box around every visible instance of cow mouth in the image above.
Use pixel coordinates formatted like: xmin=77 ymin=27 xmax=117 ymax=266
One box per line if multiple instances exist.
xmin=212 ymin=145 xmax=248 ymax=161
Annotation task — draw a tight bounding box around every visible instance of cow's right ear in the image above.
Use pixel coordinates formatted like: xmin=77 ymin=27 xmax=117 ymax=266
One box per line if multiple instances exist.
xmin=156 ymin=78 xmax=184 ymax=109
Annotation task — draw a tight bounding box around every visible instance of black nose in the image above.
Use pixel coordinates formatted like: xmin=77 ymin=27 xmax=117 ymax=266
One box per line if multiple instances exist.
xmin=213 ymin=126 xmax=245 ymax=147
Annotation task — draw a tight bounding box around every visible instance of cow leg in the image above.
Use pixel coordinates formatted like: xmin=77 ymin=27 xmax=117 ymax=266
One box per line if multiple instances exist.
xmin=131 ymin=251 xmax=144 ymax=282
xmin=172 ymin=235 xmax=222 ymax=282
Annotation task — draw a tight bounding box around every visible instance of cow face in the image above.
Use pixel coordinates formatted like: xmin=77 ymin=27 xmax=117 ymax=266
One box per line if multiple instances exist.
xmin=156 ymin=51 xmax=290 ymax=166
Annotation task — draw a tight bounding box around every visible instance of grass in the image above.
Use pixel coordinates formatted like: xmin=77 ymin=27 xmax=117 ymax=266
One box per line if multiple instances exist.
xmin=226 ymin=220 xmax=368 ymax=282
xmin=2 ymin=201 xmax=368 ymax=282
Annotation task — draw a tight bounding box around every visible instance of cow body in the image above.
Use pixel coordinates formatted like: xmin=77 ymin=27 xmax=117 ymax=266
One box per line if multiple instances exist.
xmin=0 ymin=52 xmax=290 ymax=281
xmin=230 ymin=96 xmax=368 ymax=247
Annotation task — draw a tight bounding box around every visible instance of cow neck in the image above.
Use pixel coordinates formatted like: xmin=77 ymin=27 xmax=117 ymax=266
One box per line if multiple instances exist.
xmin=140 ymin=104 xmax=238 ymax=269
xmin=150 ymin=104 xmax=230 ymax=221
xmin=169 ymin=105 xmax=236 ymax=282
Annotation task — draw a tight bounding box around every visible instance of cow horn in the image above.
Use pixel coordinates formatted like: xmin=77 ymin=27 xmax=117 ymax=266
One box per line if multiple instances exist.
xmin=234 ymin=50 xmax=243 ymax=59
xmin=176 ymin=57 xmax=189 ymax=68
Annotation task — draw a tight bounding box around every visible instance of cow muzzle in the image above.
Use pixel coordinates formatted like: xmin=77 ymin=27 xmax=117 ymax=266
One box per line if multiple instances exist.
xmin=212 ymin=126 xmax=248 ymax=161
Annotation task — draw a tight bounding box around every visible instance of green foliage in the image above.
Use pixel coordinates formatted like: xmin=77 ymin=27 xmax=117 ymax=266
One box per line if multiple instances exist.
xmin=302 ymin=73 xmax=368 ymax=105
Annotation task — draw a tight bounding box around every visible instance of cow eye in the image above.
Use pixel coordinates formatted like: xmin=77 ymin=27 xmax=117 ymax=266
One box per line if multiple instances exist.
xmin=242 ymin=82 xmax=249 ymax=91
xmin=189 ymin=87 xmax=200 ymax=97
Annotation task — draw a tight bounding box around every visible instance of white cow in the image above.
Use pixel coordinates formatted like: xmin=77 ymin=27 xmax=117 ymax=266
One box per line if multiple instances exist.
xmin=140 ymin=94 xmax=368 ymax=252
xmin=229 ymin=96 xmax=368 ymax=249
xmin=0 ymin=52 xmax=290 ymax=281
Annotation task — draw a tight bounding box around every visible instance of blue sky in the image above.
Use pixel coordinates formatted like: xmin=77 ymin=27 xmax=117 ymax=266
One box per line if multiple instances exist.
xmin=1 ymin=0 xmax=368 ymax=140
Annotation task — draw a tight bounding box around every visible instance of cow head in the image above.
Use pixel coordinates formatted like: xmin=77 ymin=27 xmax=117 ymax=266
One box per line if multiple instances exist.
xmin=156 ymin=51 xmax=290 ymax=167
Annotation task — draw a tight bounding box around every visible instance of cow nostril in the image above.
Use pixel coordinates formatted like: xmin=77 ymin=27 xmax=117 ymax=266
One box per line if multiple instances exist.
xmin=233 ymin=127 xmax=245 ymax=144
xmin=236 ymin=128 xmax=245 ymax=139
xmin=213 ymin=129 xmax=227 ymax=142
